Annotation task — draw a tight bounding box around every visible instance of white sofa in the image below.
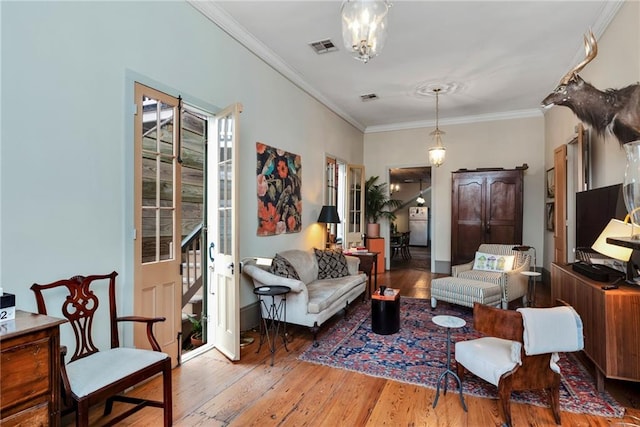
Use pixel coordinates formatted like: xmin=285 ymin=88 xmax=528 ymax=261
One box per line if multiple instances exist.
xmin=243 ymin=249 xmax=367 ymax=345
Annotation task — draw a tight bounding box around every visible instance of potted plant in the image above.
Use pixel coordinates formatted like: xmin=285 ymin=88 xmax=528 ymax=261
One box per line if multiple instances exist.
xmin=365 ymin=176 xmax=402 ymax=238
xmin=187 ymin=314 xmax=203 ymax=348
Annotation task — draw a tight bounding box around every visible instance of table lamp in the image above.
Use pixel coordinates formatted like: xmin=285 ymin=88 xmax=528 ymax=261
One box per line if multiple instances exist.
xmin=318 ymin=205 xmax=341 ymax=248
xmin=592 ymin=218 xmax=635 ymax=283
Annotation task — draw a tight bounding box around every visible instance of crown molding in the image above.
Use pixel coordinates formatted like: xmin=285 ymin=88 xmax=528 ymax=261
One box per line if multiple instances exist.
xmin=188 ymin=0 xmax=622 ymax=137
xmin=364 ymin=108 xmax=543 ymax=134
xmin=187 ymin=0 xmax=366 ymax=132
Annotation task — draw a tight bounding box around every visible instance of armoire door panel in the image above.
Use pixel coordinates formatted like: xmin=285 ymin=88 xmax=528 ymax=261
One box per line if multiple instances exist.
xmin=451 ymin=168 xmax=524 ymax=266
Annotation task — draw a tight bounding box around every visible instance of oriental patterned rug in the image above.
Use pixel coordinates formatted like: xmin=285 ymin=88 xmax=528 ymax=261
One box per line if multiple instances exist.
xmin=299 ymin=297 xmax=625 ymax=418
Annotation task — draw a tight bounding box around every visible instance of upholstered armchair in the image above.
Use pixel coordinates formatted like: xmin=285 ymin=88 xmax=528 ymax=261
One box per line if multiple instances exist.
xmin=455 ymin=302 xmax=584 ymax=427
xmin=452 ymin=243 xmax=530 ymax=309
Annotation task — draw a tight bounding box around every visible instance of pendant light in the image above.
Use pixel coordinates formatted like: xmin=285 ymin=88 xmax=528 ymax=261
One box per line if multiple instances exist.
xmin=341 ymin=0 xmax=391 ymax=63
xmin=416 ymin=179 xmax=425 ymax=205
xmin=428 ymin=88 xmax=446 ymax=167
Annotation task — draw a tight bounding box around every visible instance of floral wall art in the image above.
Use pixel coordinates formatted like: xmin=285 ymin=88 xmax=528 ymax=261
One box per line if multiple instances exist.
xmin=256 ymin=142 xmax=302 ymax=236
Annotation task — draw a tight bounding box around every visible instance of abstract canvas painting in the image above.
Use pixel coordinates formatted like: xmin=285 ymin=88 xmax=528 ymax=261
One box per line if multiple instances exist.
xmin=256 ymin=142 xmax=302 ymax=235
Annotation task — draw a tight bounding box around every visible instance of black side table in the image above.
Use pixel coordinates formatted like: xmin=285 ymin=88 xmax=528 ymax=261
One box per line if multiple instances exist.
xmin=371 ymin=289 xmax=400 ymax=335
xmin=253 ymin=285 xmax=291 ymax=366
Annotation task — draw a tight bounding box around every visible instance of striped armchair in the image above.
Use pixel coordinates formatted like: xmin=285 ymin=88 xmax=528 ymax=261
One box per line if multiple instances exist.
xmin=452 ymin=244 xmax=530 ymax=309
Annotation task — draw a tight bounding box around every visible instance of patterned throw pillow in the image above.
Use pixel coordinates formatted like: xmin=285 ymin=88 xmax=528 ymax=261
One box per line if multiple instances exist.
xmin=472 ymin=251 xmax=515 ymax=272
xmin=269 ymin=254 xmax=300 ymax=280
xmin=314 ymin=248 xmax=350 ymax=279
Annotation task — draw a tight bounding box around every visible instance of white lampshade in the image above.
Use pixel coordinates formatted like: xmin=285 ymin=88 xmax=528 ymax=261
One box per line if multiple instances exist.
xmin=591 ymin=219 xmax=634 ymax=261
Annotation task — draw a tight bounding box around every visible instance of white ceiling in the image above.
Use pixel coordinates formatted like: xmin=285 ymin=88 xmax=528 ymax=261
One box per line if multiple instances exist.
xmin=190 ymin=1 xmax=622 ymax=133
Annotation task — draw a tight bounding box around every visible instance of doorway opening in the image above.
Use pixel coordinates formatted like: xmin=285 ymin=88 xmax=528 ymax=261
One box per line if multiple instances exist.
xmin=388 ymin=166 xmax=432 ymax=271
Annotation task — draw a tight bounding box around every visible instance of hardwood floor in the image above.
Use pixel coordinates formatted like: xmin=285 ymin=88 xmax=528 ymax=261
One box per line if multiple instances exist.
xmin=67 ymin=264 xmax=640 ymax=426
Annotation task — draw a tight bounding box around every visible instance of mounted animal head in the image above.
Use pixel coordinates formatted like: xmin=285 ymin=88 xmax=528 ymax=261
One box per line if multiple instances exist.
xmin=541 ymin=31 xmax=640 ymax=146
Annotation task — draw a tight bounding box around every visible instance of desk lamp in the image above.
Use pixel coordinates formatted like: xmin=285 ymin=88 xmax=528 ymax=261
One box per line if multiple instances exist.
xmin=318 ymin=205 xmax=341 ymax=249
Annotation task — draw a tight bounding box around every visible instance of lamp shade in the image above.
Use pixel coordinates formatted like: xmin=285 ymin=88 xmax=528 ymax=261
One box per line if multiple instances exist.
xmin=591 ymin=218 xmax=633 ymax=261
xmin=318 ymin=205 xmax=341 ymax=224
xmin=428 ymin=146 xmax=446 ymax=167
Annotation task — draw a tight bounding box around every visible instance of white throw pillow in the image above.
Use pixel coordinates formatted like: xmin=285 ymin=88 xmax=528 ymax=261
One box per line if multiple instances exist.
xmin=472 ymin=251 xmax=515 ymax=272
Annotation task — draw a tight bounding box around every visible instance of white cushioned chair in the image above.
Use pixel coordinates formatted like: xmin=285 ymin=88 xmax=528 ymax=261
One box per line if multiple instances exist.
xmin=452 ymin=243 xmax=530 ymax=308
xmin=455 ymin=302 xmax=583 ymax=427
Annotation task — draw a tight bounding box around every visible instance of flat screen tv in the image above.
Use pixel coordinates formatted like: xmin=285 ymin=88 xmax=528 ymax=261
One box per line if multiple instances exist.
xmin=575 ymin=183 xmax=627 ymax=250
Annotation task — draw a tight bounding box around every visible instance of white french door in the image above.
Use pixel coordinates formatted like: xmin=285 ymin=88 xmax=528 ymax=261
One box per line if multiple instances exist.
xmin=133 ymin=83 xmax=182 ymax=365
xmin=207 ymin=103 xmax=242 ymax=360
xmin=345 ymin=164 xmax=365 ymax=249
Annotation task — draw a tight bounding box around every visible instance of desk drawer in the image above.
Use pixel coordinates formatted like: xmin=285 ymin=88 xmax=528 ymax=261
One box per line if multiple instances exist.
xmin=1 ymin=336 xmax=51 ymax=412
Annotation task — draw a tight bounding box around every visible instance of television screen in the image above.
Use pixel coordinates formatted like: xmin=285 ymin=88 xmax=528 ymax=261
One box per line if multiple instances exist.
xmin=575 ymin=183 xmax=627 ymax=249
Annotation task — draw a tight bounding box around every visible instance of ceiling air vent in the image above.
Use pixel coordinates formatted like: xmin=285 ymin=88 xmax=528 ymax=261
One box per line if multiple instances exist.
xmin=360 ymin=93 xmax=379 ymax=102
xmin=309 ymin=39 xmax=337 ymax=54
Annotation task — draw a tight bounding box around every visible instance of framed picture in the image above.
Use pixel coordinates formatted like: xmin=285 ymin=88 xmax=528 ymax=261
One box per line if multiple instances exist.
xmin=546 ymin=202 xmax=555 ymax=231
xmin=546 ymin=168 xmax=555 ymax=199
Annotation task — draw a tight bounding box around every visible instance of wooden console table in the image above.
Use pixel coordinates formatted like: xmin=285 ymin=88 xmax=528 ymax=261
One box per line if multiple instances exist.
xmin=346 ymin=251 xmax=379 ymax=298
xmin=551 ymin=263 xmax=640 ymax=391
xmin=1 ymin=310 xmax=66 ymax=426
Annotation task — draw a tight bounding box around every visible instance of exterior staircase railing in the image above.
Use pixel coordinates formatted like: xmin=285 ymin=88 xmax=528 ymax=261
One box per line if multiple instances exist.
xmin=181 ymin=223 xmax=203 ymax=309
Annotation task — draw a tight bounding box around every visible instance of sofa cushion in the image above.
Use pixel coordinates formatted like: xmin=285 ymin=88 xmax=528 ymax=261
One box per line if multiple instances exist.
xmin=314 ymin=248 xmax=349 ymax=279
xmin=278 ymin=249 xmax=318 ymax=285
xmin=472 ymin=251 xmax=515 ymax=272
xmin=269 ymin=254 xmax=300 ymax=280
xmin=307 ymin=275 xmax=365 ymax=313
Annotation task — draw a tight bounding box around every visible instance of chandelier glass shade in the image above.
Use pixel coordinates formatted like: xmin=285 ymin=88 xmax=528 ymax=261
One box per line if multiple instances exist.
xmin=341 ymin=0 xmax=390 ymax=63
xmin=428 ymin=88 xmax=446 ymax=167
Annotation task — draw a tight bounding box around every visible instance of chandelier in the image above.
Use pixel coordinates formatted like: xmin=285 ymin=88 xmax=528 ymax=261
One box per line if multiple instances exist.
xmin=428 ymin=88 xmax=446 ymax=167
xmin=341 ymin=0 xmax=391 ymax=63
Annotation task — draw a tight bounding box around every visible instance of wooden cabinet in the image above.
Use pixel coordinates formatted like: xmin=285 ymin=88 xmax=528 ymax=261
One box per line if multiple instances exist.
xmin=451 ymin=168 xmax=524 ymax=265
xmin=551 ymin=263 xmax=640 ymax=391
xmin=1 ymin=310 xmax=65 ymax=426
xmin=366 ymin=237 xmax=385 ymax=273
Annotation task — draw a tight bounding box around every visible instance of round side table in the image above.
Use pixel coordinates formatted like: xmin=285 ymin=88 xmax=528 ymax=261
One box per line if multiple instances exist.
xmin=521 ymin=271 xmax=541 ymax=307
xmin=253 ymin=285 xmax=291 ymax=366
xmin=432 ymin=315 xmax=467 ymax=411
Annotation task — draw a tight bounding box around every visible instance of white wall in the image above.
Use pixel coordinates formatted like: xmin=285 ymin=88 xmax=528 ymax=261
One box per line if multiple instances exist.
xmin=1 ymin=1 xmax=363 ymax=328
xmin=543 ymin=0 xmax=640 ymax=270
xmin=364 ymin=115 xmax=545 ymax=272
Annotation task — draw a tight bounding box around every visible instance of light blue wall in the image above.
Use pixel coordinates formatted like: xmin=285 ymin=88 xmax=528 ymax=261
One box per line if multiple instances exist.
xmin=1 ymin=0 xmax=363 ymax=330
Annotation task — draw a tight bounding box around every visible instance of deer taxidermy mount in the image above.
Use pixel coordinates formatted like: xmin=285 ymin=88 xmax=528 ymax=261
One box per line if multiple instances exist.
xmin=541 ymin=31 xmax=640 ymax=146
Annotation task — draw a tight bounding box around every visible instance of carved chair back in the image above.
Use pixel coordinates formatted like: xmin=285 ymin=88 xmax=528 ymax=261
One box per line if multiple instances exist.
xmin=31 ymin=271 xmax=120 ymax=362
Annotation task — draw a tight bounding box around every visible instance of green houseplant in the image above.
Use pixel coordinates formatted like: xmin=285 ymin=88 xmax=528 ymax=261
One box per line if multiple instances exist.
xmin=187 ymin=314 xmax=203 ymax=347
xmin=365 ymin=176 xmax=402 ymax=238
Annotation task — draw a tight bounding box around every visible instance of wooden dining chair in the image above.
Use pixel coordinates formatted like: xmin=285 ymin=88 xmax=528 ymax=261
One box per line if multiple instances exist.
xmin=31 ymin=271 xmax=172 ymax=426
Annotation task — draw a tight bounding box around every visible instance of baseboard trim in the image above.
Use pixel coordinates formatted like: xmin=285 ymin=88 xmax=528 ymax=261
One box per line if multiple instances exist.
xmin=241 ymin=300 xmax=260 ymax=332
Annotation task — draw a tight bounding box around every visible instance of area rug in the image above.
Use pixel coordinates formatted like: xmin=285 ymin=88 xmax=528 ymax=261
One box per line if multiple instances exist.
xmin=299 ymin=298 xmax=625 ymax=418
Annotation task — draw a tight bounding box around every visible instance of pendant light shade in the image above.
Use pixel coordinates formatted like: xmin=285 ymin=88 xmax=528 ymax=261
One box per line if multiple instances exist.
xmin=341 ymin=0 xmax=391 ymax=63
xmin=428 ymin=88 xmax=446 ymax=167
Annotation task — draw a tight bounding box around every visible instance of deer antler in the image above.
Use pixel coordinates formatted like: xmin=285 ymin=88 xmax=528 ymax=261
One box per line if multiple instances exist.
xmin=559 ymin=30 xmax=598 ymax=85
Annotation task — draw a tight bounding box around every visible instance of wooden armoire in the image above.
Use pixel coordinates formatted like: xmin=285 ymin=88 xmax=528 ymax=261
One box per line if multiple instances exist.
xmin=451 ymin=166 xmax=526 ymax=266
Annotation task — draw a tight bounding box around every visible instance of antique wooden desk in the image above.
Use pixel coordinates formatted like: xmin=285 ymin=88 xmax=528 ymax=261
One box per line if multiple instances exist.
xmin=1 ymin=310 xmax=66 ymax=426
